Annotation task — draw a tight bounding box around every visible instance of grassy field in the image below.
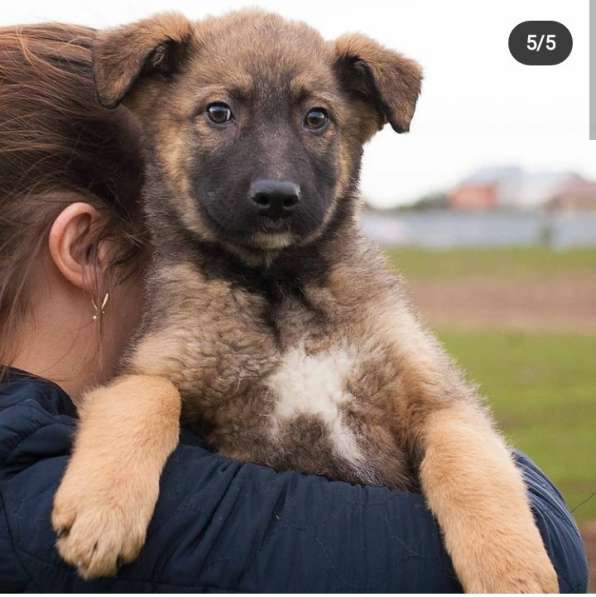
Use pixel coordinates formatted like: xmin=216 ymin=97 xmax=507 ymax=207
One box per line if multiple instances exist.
xmin=386 ymin=246 xmax=596 ymax=279
xmin=385 ymin=247 xmax=596 ymax=523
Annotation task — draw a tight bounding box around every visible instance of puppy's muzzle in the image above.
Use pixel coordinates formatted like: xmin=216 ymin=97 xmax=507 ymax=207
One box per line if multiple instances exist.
xmin=249 ymin=179 xmax=301 ymax=221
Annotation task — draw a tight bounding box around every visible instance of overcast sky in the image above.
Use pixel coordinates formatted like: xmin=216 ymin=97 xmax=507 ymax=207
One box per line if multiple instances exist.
xmin=2 ymin=0 xmax=593 ymax=206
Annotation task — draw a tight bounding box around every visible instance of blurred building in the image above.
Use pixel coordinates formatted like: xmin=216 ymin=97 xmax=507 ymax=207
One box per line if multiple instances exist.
xmin=498 ymin=171 xmax=582 ymax=209
xmin=448 ymin=166 xmax=522 ymax=210
xmin=546 ymin=179 xmax=596 ymax=211
xmin=449 ymin=184 xmax=497 ymax=209
xmin=447 ymin=166 xmax=596 ymax=211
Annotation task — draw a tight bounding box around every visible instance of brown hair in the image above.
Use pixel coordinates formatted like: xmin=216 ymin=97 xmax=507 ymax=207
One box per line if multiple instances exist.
xmin=0 ymin=23 xmax=145 ymax=370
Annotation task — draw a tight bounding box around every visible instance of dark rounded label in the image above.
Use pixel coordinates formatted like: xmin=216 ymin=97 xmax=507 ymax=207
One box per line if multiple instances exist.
xmin=508 ymin=21 xmax=572 ymax=65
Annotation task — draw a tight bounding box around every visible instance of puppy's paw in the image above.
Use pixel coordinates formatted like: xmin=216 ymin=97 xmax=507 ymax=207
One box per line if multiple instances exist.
xmin=52 ymin=474 xmax=157 ymax=579
xmin=461 ymin=542 xmax=559 ymax=593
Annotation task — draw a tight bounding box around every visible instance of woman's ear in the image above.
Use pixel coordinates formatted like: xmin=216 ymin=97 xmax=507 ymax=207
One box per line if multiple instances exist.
xmin=48 ymin=202 xmax=108 ymax=293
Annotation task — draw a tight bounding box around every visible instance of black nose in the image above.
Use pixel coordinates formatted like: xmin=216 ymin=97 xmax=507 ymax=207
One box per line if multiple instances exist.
xmin=249 ymin=179 xmax=301 ymax=219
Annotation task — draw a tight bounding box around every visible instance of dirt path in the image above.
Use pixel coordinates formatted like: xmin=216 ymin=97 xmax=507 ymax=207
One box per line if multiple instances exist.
xmin=406 ymin=275 xmax=596 ymax=333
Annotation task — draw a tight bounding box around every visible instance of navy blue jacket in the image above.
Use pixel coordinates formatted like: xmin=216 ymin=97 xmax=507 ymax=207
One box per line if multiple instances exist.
xmin=0 ymin=369 xmax=588 ymax=592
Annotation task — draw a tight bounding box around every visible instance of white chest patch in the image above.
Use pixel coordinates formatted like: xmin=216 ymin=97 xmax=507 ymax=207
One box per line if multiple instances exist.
xmin=267 ymin=345 xmax=366 ymax=468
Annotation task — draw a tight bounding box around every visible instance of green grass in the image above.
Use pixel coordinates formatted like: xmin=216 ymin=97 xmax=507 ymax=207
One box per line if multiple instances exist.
xmin=386 ymin=246 xmax=596 ymax=280
xmin=437 ymin=329 xmax=596 ymax=524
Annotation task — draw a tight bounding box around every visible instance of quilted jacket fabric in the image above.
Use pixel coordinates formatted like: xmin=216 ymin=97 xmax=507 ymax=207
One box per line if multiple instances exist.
xmin=0 ymin=368 xmax=588 ymax=592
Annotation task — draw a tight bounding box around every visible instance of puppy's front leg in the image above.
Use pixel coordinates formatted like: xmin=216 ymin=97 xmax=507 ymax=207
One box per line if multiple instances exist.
xmin=419 ymin=402 xmax=558 ymax=593
xmin=52 ymin=375 xmax=180 ymax=579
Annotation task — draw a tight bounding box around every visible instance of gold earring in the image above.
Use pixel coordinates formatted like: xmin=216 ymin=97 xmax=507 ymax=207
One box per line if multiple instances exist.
xmin=91 ymin=292 xmax=110 ymax=321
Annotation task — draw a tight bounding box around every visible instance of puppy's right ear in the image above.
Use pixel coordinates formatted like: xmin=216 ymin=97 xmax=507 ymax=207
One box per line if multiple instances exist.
xmin=93 ymin=12 xmax=194 ymax=109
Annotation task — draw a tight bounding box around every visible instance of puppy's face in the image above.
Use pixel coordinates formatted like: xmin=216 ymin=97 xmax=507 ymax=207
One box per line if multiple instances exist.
xmin=94 ymin=11 xmax=422 ymax=258
xmin=176 ymin=22 xmax=350 ymax=252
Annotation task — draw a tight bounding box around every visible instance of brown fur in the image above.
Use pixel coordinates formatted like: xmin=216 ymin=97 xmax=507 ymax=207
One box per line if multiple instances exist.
xmin=52 ymin=375 xmax=180 ymax=578
xmin=53 ymin=10 xmax=558 ymax=592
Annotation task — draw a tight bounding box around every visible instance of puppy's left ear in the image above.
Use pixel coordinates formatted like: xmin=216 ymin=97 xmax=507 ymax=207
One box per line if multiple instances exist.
xmin=333 ymin=34 xmax=422 ymax=133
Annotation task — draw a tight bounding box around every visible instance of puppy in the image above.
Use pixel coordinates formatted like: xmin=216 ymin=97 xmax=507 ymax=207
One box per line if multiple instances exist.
xmin=52 ymin=10 xmax=558 ymax=592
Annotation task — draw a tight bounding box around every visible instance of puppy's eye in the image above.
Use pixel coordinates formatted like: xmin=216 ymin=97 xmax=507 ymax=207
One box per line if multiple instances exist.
xmin=206 ymin=102 xmax=233 ymax=124
xmin=304 ymin=107 xmax=329 ymax=131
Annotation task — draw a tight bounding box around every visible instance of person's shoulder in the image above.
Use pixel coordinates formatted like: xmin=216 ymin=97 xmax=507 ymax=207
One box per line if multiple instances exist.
xmin=0 ymin=492 xmax=30 ymax=590
xmin=513 ymin=452 xmax=589 ymax=592
xmin=0 ymin=367 xmax=76 ymax=416
xmin=0 ymin=369 xmax=77 ymax=591
xmin=0 ymin=368 xmax=76 ymax=468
